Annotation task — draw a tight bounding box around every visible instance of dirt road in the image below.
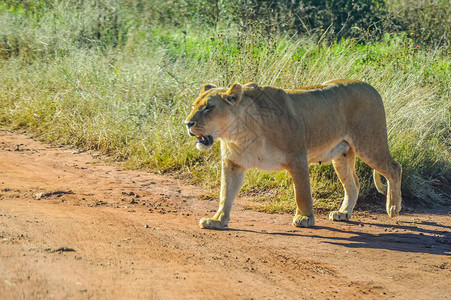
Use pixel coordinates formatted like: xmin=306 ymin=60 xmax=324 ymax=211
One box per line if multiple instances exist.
xmin=0 ymin=130 xmax=449 ymax=299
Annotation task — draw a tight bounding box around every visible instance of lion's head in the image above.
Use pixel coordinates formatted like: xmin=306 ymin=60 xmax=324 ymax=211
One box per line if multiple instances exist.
xmin=185 ymin=83 xmax=242 ymax=150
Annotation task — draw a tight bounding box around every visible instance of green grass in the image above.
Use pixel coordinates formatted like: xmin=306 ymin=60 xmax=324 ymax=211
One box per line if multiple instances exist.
xmin=0 ymin=2 xmax=449 ymax=213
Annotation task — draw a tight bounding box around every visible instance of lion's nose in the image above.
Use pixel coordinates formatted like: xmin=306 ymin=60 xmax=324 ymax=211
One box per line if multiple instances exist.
xmin=185 ymin=121 xmax=195 ymax=128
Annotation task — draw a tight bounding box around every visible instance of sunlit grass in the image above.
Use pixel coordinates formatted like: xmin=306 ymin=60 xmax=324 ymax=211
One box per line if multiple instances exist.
xmin=0 ymin=3 xmax=449 ymax=211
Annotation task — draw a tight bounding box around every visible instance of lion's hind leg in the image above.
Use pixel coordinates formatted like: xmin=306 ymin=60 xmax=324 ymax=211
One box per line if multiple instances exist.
xmin=329 ymin=149 xmax=360 ymax=222
xmin=380 ymin=160 xmax=402 ymax=217
xmin=357 ymin=150 xmax=402 ymax=217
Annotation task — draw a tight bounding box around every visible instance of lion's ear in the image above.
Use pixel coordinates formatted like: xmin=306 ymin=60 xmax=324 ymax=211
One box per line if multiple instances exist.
xmin=200 ymin=84 xmax=216 ymax=93
xmin=223 ymin=83 xmax=242 ymax=106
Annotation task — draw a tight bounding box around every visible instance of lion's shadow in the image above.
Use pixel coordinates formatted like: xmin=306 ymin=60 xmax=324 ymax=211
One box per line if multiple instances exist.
xmin=227 ymin=220 xmax=450 ymax=256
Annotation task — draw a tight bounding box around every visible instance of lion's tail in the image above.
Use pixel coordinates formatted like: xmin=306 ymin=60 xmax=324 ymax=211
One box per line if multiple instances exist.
xmin=373 ymin=170 xmax=387 ymax=195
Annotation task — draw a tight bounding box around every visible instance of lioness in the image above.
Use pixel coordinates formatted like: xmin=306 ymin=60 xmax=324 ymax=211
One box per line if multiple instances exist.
xmin=185 ymin=79 xmax=402 ymax=229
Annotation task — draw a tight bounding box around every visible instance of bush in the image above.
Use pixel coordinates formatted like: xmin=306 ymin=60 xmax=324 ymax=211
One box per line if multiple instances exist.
xmin=386 ymin=0 xmax=450 ymax=46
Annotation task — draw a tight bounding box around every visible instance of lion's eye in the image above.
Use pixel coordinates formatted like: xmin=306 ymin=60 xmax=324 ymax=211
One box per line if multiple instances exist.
xmin=204 ymin=105 xmax=214 ymax=113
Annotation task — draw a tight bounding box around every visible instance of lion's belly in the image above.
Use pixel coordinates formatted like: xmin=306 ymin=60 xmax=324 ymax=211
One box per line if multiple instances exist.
xmin=307 ymin=140 xmax=350 ymax=164
xmin=225 ymin=143 xmax=287 ymax=171
xmin=247 ymin=151 xmax=287 ymax=171
xmin=223 ymin=137 xmax=352 ymax=171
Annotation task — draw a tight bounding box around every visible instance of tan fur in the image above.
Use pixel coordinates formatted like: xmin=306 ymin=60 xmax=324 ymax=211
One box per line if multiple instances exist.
xmin=185 ymin=80 xmax=402 ymax=229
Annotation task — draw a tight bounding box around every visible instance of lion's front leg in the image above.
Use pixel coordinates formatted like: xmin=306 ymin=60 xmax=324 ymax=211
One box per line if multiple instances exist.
xmin=288 ymin=157 xmax=315 ymax=228
xmin=199 ymin=159 xmax=244 ymax=229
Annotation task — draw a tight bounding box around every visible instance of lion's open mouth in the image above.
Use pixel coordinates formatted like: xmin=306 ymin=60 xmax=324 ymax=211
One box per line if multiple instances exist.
xmin=196 ymin=135 xmax=214 ymax=147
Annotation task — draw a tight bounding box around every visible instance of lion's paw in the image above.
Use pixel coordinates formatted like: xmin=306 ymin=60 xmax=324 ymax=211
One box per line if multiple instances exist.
xmin=387 ymin=205 xmax=401 ymax=217
xmin=292 ymin=215 xmax=315 ymax=228
xmin=199 ymin=217 xmax=228 ymax=230
xmin=329 ymin=211 xmax=350 ymax=221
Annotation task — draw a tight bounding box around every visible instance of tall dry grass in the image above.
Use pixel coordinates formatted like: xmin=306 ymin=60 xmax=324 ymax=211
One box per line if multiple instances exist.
xmin=0 ymin=2 xmax=449 ymax=211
